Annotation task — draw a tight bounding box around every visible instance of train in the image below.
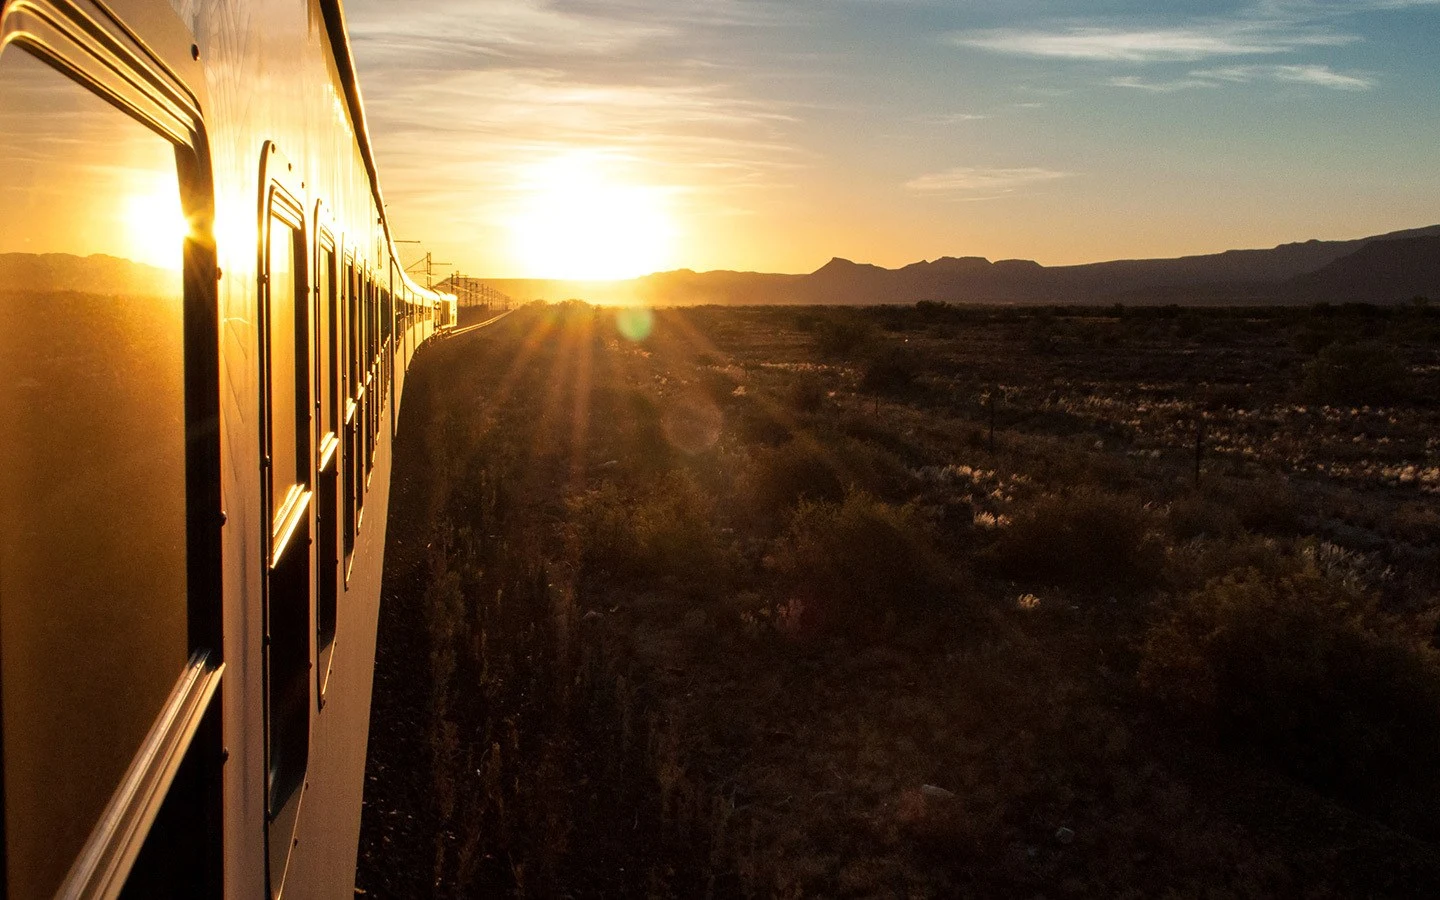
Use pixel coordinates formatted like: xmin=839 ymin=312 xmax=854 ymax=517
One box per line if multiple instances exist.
xmin=0 ymin=0 xmax=457 ymax=896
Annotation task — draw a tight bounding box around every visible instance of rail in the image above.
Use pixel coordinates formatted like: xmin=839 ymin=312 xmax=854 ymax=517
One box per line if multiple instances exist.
xmin=444 ymin=308 xmax=515 ymax=339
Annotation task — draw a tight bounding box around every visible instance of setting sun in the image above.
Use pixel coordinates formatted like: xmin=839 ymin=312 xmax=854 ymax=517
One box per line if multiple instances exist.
xmin=508 ymin=151 xmax=676 ymax=280
xmin=123 ymin=179 xmax=189 ymax=270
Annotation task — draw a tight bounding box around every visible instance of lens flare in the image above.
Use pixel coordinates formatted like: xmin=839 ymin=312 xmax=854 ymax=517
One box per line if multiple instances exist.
xmin=616 ymin=306 xmax=654 ymax=342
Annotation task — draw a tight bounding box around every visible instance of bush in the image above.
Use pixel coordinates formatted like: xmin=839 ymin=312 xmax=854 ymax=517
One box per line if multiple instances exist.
xmin=859 ymin=347 xmax=921 ymax=394
xmin=696 ymin=366 xmax=741 ymax=403
xmin=786 ymin=373 xmax=827 ymax=413
xmin=1204 ymin=475 xmax=1304 ymax=535
xmin=1140 ymin=566 xmax=1440 ymax=799
xmin=741 ymin=439 xmax=845 ymax=525
xmin=983 ymin=488 xmax=1163 ymax=591
xmin=814 ymin=316 xmax=875 ymax=358
xmin=1300 ymin=341 xmax=1408 ymax=404
xmin=570 ymin=474 xmax=732 ymax=592
xmin=767 ymin=492 xmax=957 ymax=632
xmin=1166 ymin=493 xmax=1243 ymax=541
xmin=732 ymin=395 xmax=792 ymax=446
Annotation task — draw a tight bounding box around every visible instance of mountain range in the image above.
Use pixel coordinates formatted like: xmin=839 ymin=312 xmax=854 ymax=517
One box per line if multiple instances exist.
xmin=477 ymin=224 xmax=1440 ymax=307
xmin=0 ymin=252 xmax=180 ymax=297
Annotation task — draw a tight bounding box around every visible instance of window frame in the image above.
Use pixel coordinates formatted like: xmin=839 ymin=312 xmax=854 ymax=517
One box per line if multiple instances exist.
xmin=342 ymin=252 xmax=359 ymax=579
xmin=257 ymin=145 xmax=313 ymax=900
xmin=314 ymin=213 xmax=341 ymax=705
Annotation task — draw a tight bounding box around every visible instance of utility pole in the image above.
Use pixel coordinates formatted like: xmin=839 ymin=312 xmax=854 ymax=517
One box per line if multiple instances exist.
xmin=395 ymin=239 xmax=450 ymax=292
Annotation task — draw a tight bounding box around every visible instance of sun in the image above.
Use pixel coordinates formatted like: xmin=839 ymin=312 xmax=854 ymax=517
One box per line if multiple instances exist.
xmin=509 ymin=151 xmax=677 ymax=281
xmin=123 ymin=178 xmax=189 ymax=270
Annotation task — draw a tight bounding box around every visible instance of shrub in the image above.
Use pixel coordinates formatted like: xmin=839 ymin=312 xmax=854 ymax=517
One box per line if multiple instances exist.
xmin=786 ymin=373 xmax=827 ymax=413
xmin=696 ymin=366 xmax=741 ymax=403
xmin=983 ymin=488 xmax=1163 ymax=591
xmin=1204 ymin=475 xmax=1304 ymax=535
xmin=1166 ymin=493 xmax=1243 ymax=541
xmin=741 ymin=439 xmax=845 ymax=525
xmin=767 ymin=492 xmax=957 ymax=632
xmin=1300 ymin=341 xmax=1408 ymax=405
xmin=814 ymin=316 xmax=875 ymax=358
xmin=859 ymin=347 xmax=921 ymax=395
xmin=731 ymin=395 xmax=792 ymax=446
xmin=1140 ymin=566 xmax=1440 ymax=799
xmin=1293 ymin=325 xmax=1337 ymax=355
xmin=569 ymin=474 xmax=732 ymax=592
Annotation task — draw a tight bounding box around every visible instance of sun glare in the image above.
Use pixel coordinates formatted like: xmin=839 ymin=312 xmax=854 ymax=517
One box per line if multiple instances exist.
xmin=123 ymin=180 xmax=188 ymax=270
xmin=509 ymin=152 xmax=676 ymax=280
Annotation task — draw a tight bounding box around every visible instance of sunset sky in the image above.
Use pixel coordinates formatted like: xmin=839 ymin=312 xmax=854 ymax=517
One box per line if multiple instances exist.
xmin=346 ymin=0 xmax=1440 ymax=280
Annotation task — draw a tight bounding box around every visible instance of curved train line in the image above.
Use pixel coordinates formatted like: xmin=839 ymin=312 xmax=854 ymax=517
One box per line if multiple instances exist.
xmin=0 ymin=1 xmax=460 ymax=896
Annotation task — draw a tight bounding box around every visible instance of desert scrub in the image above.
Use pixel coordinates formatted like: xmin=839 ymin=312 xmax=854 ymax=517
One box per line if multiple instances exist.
xmin=785 ymin=372 xmax=827 ymax=413
xmin=1203 ymin=475 xmax=1305 ymax=536
xmin=1299 ymin=340 xmax=1408 ymax=404
xmin=569 ymin=472 xmax=735 ymax=593
xmin=766 ymin=490 xmax=961 ymax=633
xmin=739 ymin=438 xmax=845 ymax=528
xmin=982 ymin=487 xmax=1164 ymax=592
xmin=814 ymin=314 xmax=875 ymax=358
xmin=1165 ymin=492 xmax=1243 ymax=541
xmin=1140 ymin=564 xmax=1440 ymax=803
xmin=859 ymin=346 xmax=921 ymax=395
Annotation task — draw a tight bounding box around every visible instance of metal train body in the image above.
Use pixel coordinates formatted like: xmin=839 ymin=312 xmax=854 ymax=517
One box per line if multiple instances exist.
xmin=0 ymin=1 xmax=455 ymax=896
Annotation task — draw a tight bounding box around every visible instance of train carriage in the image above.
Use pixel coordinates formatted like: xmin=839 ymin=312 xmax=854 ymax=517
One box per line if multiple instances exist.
xmin=0 ymin=0 xmax=451 ymax=896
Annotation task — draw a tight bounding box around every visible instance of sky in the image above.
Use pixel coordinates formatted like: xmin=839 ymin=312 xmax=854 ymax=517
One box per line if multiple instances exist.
xmin=345 ymin=0 xmax=1440 ymax=280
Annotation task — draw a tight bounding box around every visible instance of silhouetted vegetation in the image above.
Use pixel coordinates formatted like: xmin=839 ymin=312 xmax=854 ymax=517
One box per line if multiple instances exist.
xmin=1300 ymin=340 xmax=1409 ymax=404
xmin=361 ymin=300 xmax=1440 ymax=898
xmin=1142 ymin=562 xmax=1440 ymax=826
xmin=984 ymin=487 xmax=1164 ymax=591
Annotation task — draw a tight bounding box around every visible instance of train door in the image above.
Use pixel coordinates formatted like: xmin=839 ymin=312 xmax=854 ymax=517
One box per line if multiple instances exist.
xmin=0 ymin=20 xmax=222 ymax=899
xmin=260 ymin=176 xmax=311 ymax=898
xmin=315 ymin=228 xmax=341 ymax=700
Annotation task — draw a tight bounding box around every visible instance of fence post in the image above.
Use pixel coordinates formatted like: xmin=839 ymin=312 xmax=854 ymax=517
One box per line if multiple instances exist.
xmin=1194 ymin=421 xmax=1205 ymax=485
xmin=988 ymin=391 xmax=997 ymax=455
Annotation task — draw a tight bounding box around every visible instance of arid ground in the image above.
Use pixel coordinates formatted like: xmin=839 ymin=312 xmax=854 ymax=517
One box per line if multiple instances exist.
xmin=358 ymin=300 xmax=1440 ymax=898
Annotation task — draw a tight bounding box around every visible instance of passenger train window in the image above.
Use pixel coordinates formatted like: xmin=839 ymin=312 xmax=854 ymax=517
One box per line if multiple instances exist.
xmin=343 ymin=258 xmax=359 ymax=566
xmin=0 ymin=47 xmax=191 ymax=899
xmin=262 ymin=191 xmax=312 ymax=895
xmin=316 ymin=238 xmax=340 ymax=678
xmin=268 ymin=224 xmax=303 ymax=514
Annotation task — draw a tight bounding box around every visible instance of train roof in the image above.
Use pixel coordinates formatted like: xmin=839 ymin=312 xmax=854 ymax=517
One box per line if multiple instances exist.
xmin=318 ymin=0 xmax=455 ymax=305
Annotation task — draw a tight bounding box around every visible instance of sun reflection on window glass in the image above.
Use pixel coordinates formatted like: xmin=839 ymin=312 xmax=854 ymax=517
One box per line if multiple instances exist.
xmin=122 ymin=174 xmax=189 ymax=269
xmin=0 ymin=47 xmax=185 ymax=274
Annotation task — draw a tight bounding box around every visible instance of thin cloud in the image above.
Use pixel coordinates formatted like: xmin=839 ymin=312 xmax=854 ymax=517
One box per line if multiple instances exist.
xmin=1111 ymin=63 xmax=1374 ymax=91
xmin=344 ymin=0 xmax=809 ymax=262
xmin=1108 ymin=75 xmax=1218 ymax=93
xmin=915 ymin=112 xmax=990 ymax=125
xmin=948 ymin=23 xmax=1353 ymax=63
xmin=904 ymin=166 xmax=1072 ymax=198
xmin=1198 ymin=64 xmax=1376 ymax=90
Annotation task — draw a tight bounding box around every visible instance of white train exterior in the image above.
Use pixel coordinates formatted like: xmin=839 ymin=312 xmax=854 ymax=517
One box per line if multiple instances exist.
xmin=0 ymin=1 xmax=454 ymax=896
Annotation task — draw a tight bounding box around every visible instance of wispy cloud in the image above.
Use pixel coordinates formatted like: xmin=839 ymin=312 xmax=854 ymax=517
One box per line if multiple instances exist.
xmin=915 ymin=112 xmax=989 ymax=125
xmin=904 ymin=166 xmax=1072 ymax=199
xmin=948 ymin=23 xmax=1353 ymax=63
xmin=1108 ymin=75 xmax=1219 ymax=93
xmin=1198 ymin=64 xmax=1376 ymax=90
xmin=1111 ymin=63 xmax=1375 ymax=92
xmin=345 ymin=0 xmax=808 ymax=249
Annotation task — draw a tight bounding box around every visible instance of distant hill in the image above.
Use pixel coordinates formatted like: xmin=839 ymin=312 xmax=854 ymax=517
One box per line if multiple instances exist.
xmin=1284 ymin=235 xmax=1440 ymax=305
xmin=482 ymin=223 xmax=1440 ymax=307
xmin=0 ymin=252 xmax=179 ymax=297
